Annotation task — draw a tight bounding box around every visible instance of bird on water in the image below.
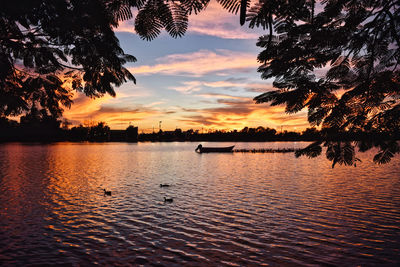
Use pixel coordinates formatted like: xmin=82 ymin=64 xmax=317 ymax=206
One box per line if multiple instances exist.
xmin=160 ymin=184 xmax=170 ymax=187
xmin=104 ymin=189 xmax=111 ymax=196
xmin=164 ymin=197 xmax=173 ymax=203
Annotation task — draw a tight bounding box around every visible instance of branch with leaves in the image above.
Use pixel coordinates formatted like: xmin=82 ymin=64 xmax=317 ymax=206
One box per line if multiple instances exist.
xmin=238 ymin=0 xmax=400 ymax=166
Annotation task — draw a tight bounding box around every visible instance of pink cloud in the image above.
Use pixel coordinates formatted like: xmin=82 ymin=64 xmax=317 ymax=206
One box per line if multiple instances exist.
xmin=130 ymin=49 xmax=258 ymax=77
xmin=187 ymin=2 xmax=259 ymax=39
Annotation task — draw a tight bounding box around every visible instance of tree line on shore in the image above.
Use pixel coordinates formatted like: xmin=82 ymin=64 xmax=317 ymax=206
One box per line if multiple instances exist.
xmin=1 ymin=116 xmax=397 ymax=143
xmin=0 ymin=116 xmax=138 ymax=142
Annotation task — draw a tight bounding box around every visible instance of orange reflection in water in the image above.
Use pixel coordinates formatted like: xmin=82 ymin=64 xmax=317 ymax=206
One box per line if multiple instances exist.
xmin=0 ymin=142 xmax=400 ymax=266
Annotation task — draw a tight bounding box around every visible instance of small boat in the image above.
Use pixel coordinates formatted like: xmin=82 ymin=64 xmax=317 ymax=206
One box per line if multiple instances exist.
xmin=195 ymin=144 xmax=234 ymax=153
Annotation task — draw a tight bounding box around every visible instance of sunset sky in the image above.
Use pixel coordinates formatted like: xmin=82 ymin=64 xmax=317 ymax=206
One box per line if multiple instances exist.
xmin=63 ymin=1 xmax=309 ymax=133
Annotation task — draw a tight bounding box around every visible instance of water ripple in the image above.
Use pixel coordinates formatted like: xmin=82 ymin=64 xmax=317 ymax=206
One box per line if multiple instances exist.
xmin=0 ymin=142 xmax=400 ymax=265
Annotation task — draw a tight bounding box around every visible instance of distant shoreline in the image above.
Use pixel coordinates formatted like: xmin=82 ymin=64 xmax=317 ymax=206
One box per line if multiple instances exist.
xmin=0 ymin=139 xmax=316 ymax=144
xmin=1 ymin=121 xmax=398 ymax=143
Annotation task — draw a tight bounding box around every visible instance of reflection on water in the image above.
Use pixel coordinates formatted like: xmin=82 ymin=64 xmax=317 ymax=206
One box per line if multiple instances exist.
xmin=0 ymin=142 xmax=400 ymax=265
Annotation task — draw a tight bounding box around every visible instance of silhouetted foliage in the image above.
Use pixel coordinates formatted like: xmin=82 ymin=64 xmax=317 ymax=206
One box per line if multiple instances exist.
xmin=2 ymin=118 xmax=397 ymax=145
xmin=88 ymin=122 xmax=110 ymax=141
xmin=138 ymin=126 xmax=321 ymax=142
xmin=126 ymin=125 xmax=138 ymax=142
xmin=0 ymin=117 xmax=18 ymax=128
xmin=229 ymin=0 xmax=400 ymax=166
xmin=1 ymin=0 xmax=138 ymax=119
xmin=301 ymin=127 xmax=321 ymax=140
xmin=69 ymin=125 xmax=90 ymax=141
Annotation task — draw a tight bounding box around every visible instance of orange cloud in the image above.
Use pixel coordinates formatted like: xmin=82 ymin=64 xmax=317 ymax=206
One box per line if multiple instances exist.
xmin=63 ymin=93 xmax=114 ymax=120
xmin=62 ymin=92 xmax=161 ymax=129
xmin=61 ymin=91 xmax=310 ymax=132
xmin=179 ymin=94 xmax=309 ymax=131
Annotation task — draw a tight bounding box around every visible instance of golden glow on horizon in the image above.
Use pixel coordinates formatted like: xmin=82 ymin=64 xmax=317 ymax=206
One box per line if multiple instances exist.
xmin=62 ymin=88 xmax=310 ymax=132
xmin=63 ymin=98 xmax=310 ymax=132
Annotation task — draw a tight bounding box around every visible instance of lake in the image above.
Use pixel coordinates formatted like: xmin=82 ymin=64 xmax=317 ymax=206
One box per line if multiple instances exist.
xmin=0 ymin=142 xmax=399 ymax=266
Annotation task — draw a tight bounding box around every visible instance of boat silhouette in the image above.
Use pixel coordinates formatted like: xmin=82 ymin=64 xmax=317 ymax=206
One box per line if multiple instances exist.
xmin=195 ymin=144 xmax=234 ymax=153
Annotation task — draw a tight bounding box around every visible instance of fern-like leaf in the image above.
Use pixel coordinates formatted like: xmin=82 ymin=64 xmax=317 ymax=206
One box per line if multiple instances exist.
xmin=295 ymin=141 xmax=322 ymax=158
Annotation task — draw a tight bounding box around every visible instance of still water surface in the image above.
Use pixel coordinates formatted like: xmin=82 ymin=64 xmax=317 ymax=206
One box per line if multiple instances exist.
xmin=0 ymin=142 xmax=400 ymax=266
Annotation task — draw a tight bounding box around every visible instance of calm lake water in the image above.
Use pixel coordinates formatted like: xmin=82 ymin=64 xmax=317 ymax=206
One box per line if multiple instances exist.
xmin=0 ymin=142 xmax=400 ymax=266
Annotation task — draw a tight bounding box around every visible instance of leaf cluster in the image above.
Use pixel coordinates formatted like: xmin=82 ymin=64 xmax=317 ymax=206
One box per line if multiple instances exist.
xmin=132 ymin=0 xmax=210 ymax=40
xmin=1 ymin=0 xmax=137 ymax=118
xmin=247 ymin=0 xmax=400 ymax=165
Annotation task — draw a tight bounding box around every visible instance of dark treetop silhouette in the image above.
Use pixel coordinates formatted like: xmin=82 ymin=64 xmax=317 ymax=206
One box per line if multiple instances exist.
xmin=1 ymin=0 xmax=399 ymax=166
xmin=240 ymin=0 xmax=400 ymax=167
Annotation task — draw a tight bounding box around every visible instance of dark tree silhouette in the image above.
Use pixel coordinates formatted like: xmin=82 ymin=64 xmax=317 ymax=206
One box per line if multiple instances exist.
xmin=126 ymin=125 xmax=138 ymax=142
xmin=229 ymin=0 xmax=400 ymax=166
xmin=88 ymin=122 xmax=110 ymax=141
xmin=0 ymin=0 xmax=138 ymax=119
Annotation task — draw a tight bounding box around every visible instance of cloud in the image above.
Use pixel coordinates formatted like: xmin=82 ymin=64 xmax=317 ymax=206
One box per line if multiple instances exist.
xmin=244 ymin=83 xmax=275 ymax=93
xmin=62 ymin=91 xmax=309 ymax=132
xmin=63 ymin=93 xmax=114 ymax=117
xmin=129 ymin=49 xmax=258 ymax=77
xmin=169 ymin=80 xmax=242 ymax=94
xmin=115 ymin=19 xmax=136 ymax=34
xmin=203 ymin=80 xmax=246 ymax=88
xmin=187 ymin=2 xmax=260 ymax=39
xmin=169 ymin=81 xmax=203 ymax=93
xmin=178 ymin=94 xmax=309 ymax=131
xmin=62 ymin=92 xmax=160 ymax=129
xmin=203 ymin=80 xmax=275 ymax=94
xmin=168 ymin=76 xmax=273 ymax=95
xmin=145 ymin=101 xmax=166 ymax=107
xmin=197 ymin=93 xmax=247 ymax=100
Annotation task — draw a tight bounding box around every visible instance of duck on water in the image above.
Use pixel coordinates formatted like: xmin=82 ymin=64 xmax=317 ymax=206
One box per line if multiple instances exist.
xmin=164 ymin=197 xmax=173 ymax=203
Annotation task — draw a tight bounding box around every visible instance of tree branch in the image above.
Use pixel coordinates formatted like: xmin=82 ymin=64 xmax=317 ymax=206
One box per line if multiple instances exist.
xmin=384 ymin=9 xmax=400 ymax=49
xmin=58 ymin=63 xmax=84 ymax=71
